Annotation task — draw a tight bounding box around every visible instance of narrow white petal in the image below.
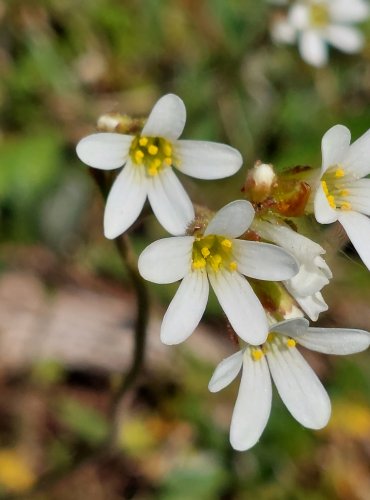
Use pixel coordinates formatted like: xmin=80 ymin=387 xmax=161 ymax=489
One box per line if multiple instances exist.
xmin=299 ymin=31 xmax=328 ymax=67
xmin=330 ymin=0 xmax=369 ymax=22
xmin=138 ymin=236 xmax=193 ymax=284
xmin=267 ymin=343 xmax=331 ymax=429
xmin=208 ymin=351 xmax=244 ymax=393
xmin=175 ymin=140 xmax=243 ymax=179
xmin=147 ymin=168 xmax=195 ymax=236
xmin=230 ymin=352 xmax=272 ymax=451
xmin=343 ymin=128 xmax=370 ymax=178
xmin=347 ymin=179 xmax=370 ymax=215
xmin=314 ymin=183 xmax=338 ymax=224
xmin=233 ymin=241 xmax=299 ymax=281
xmin=204 ymin=200 xmax=255 ymax=238
xmin=104 ymin=162 xmax=147 ymax=239
xmin=289 ymin=4 xmax=310 ymax=30
xmin=208 ymin=270 xmax=268 ymax=345
xmin=321 ymin=125 xmax=351 ymax=173
xmin=325 ymin=26 xmax=364 ymax=53
xmin=286 ymin=262 xmax=330 ymax=298
xmin=160 ymin=270 xmax=209 ymax=345
xmin=337 ymin=211 xmax=370 ymax=270
xmin=271 ymin=318 xmax=309 ymax=336
xmin=293 ymin=292 xmax=328 ymax=322
xmin=76 ymin=133 xmax=132 ymax=170
xmin=271 ymin=18 xmax=297 ymax=44
xmin=141 ymin=94 xmax=186 ymax=140
xmin=299 ymin=328 xmax=370 ymax=355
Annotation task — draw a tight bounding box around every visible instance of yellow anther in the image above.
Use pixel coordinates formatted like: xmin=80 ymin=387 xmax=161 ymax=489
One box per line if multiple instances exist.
xmin=327 ymin=195 xmax=336 ymax=208
xmin=335 ymin=168 xmax=345 ymax=178
xmin=163 ymin=144 xmax=172 ymax=156
xmin=229 ymin=261 xmax=238 ymax=271
xmin=287 ymin=338 xmax=296 ymax=348
xmin=252 ymin=349 xmax=264 ymax=361
xmin=134 ymin=150 xmax=144 ymax=162
xmin=267 ymin=332 xmax=276 ymax=342
xmin=152 ymin=158 xmax=161 ymax=168
xmin=321 ymin=180 xmax=329 ymax=196
xmin=201 ymin=247 xmax=210 ymax=258
xmin=148 ymin=144 xmax=159 ymax=155
xmin=148 ymin=166 xmax=158 ymax=176
xmin=340 ymin=189 xmax=349 ymax=197
xmin=164 ymin=157 xmax=172 ymax=165
xmin=221 ymin=239 xmax=232 ymax=248
xmin=139 ymin=137 xmax=148 ymax=146
xmin=340 ymin=201 xmax=352 ymax=210
xmin=210 ymin=254 xmax=222 ymax=271
xmin=192 ymin=258 xmax=206 ymax=270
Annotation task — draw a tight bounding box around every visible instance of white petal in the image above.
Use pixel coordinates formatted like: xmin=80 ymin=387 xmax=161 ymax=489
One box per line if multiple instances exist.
xmin=337 ymin=211 xmax=370 ymax=270
xmin=289 ymin=4 xmax=310 ymax=30
xmin=208 ymin=270 xmax=268 ymax=345
xmin=325 ymin=25 xmax=364 ymax=53
xmin=343 ymin=128 xmax=370 ymax=178
xmin=233 ymin=241 xmax=299 ymax=281
xmin=271 ymin=18 xmax=297 ymax=44
xmin=103 ymin=162 xmax=147 ymax=238
xmin=147 ymin=168 xmax=195 ymax=235
xmin=160 ymin=270 xmax=209 ymax=345
xmin=330 ymin=0 xmax=369 ymax=22
xmin=314 ymin=183 xmax=338 ymax=224
xmin=138 ymin=236 xmax=193 ymax=284
xmin=141 ymin=94 xmax=186 ymax=140
xmin=76 ymin=133 xmax=132 ymax=170
xmin=230 ymin=351 xmax=272 ymax=451
xmin=271 ymin=318 xmax=310 ymax=336
xmin=204 ymin=200 xmax=255 ymax=238
xmin=208 ymin=351 xmax=244 ymax=393
xmin=175 ymin=140 xmax=243 ymax=179
xmin=299 ymin=328 xmax=370 ymax=355
xmin=267 ymin=343 xmax=331 ymax=429
xmin=286 ymin=260 xmax=330 ymax=298
xmin=299 ymin=31 xmax=328 ymax=67
xmin=293 ymin=292 xmax=328 ymax=322
xmin=347 ymin=179 xmax=370 ymax=215
xmin=321 ymin=125 xmax=351 ymax=173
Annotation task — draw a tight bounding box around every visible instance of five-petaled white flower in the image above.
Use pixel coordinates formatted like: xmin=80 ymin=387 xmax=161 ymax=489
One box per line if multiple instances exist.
xmin=209 ymin=318 xmax=370 ymax=451
xmin=272 ymin=0 xmax=369 ymax=67
xmin=76 ymin=94 xmax=243 ymax=238
xmin=253 ymin=219 xmax=332 ymax=320
xmin=138 ymin=200 xmax=299 ymax=346
xmin=314 ymin=124 xmax=370 ymax=270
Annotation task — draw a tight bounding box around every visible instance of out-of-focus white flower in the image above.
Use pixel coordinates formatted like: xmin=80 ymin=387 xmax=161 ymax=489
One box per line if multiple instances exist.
xmin=138 ymin=201 xmax=299 ymax=346
xmin=209 ymin=318 xmax=370 ymax=451
xmin=76 ymin=94 xmax=243 ymax=238
xmin=272 ymin=0 xmax=369 ymax=67
xmin=314 ymin=124 xmax=370 ymax=270
xmin=253 ymin=219 xmax=332 ymax=320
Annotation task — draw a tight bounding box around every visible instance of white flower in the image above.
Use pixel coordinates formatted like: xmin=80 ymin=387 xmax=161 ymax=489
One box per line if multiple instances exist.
xmin=253 ymin=219 xmax=332 ymax=320
xmin=209 ymin=318 xmax=370 ymax=451
xmin=272 ymin=0 xmax=369 ymax=67
xmin=138 ymin=200 xmax=299 ymax=346
xmin=76 ymin=94 xmax=243 ymax=238
xmin=314 ymin=124 xmax=370 ymax=270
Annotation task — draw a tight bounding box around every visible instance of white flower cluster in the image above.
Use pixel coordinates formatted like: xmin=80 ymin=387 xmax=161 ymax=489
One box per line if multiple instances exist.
xmin=271 ymin=0 xmax=369 ymax=67
xmin=77 ymin=94 xmax=370 ymax=451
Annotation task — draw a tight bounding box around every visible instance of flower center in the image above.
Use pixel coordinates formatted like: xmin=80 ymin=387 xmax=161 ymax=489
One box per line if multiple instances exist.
xmin=321 ymin=165 xmax=352 ymax=211
xmin=191 ymin=234 xmax=237 ymax=272
xmin=249 ymin=332 xmax=296 ymax=361
xmin=129 ymin=135 xmax=174 ymax=176
xmin=309 ymin=3 xmax=330 ymax=28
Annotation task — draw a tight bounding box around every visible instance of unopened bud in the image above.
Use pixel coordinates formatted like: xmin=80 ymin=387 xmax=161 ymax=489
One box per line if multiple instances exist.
xmin=243 ymin=161 xmax=277 ymax=203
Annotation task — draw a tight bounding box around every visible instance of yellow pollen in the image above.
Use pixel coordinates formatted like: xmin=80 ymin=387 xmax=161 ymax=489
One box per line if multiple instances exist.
xmin=229 ymin=261 xmax=238 ymax=271
xmin=209 ymin=254 xmax=222 ymax=271
xmin=148 ymin=144 xmax=159 ymax=155
xmin=163 ymin=144 xmax=172 ymax=156
xmin=340 ymin=201 xmax=352 ymax=210
xmin=221 ymin=239 xmax=232 ymax=248
xmin=335 ymin=168 xmax=345 ymax=178
xmin=287 ymin=338 xmax=296 ymax=348
xmin=148 ymin=166 xmax=158 ymax=176
xmin=201 ymin=247 xmax=210 ymax=258
xmin=339 ymin=189 xmax=349 ymax=197
xmin=164 ymin=157 xmax=172 ymax=165
xmin=134 ymin=150 xmax=144 ymax=162
xmin=252 ymin=349 xmax=264 ymax=361
xmin=192 ymin=258 xmax=206 ymax=270
xmin=139 ymin=137 xmax=148 ymax=146
xmin=327 ymin=195 xmax=336 ymax=208
xmin=321 ymin=180 xmax=329 ymax=196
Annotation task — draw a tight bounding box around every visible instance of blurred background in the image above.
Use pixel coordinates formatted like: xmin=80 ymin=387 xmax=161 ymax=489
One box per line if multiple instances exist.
xmin=0 ymin=0 xmax=369 ymax=498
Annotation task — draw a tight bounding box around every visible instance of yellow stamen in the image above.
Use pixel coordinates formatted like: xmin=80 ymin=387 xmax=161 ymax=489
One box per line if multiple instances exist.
xmin=164 ymin=157 xmax=172 ymax=165
xmin=221 ymin=239 xmax=232 ymax=248
xmin=209 ymin=254 xmax=222 ymax=271
xmin=139 ymin=137 xmax=148 ymax=146
xmin=327 ymin=195 xmax=336 ymax=208
xmin=252 ymin=349 xmax=264 ymax=361
xmin=163 ymin=144 xmax=172 ymax=156
xmin=201 ymin=247 xmax=210 ymax=258
xmin=148 ymin=144 xmax=159 ymax=155
xmin=148 ymin=166 xmax=158 ymax=176
xmin=192 ymin=258 xmax=206 ymax=270
xmin=335 ymin=168 xmax=345 ymax=178
xmin=339 ymin=189 xmax=349 ymax=197
xmin=287 ymin=338 xmax=296 ymax=348
xmin=267 ymin=332 xmax=276 ymax=342
xmin=229 ymin=261 xmax=238 ymax=271
xmin=340 ymin=201 xmax=352 ymax=210
xmin=134 ymin=150 xmax=144 ymax=162
xmin=321 ymin=180 xmax=329 ymax=196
